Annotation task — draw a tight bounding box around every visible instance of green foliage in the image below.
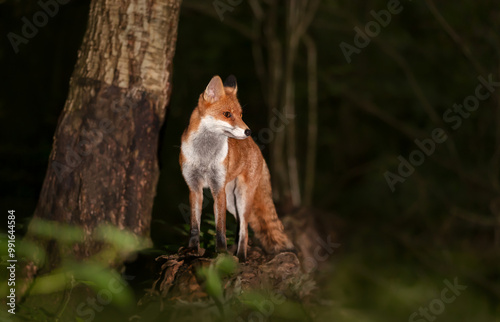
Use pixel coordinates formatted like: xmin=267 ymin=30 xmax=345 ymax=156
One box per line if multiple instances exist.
xmin=318 ymin=249 xmax=500 ymax=322
xmin=28 ymin=270 xmax=69 ymax=296
xmin=66 ymin=262 xmax=134 ymax=308
xmin=28 ymin=218 xmax=86 ymax=243
xmin=197 ymin=254 xmax=237 ymax=302
xmin=0 ymin=219 xmax=142 ymax=320
xmin=96 ymin=224 xmax=150 ymax=254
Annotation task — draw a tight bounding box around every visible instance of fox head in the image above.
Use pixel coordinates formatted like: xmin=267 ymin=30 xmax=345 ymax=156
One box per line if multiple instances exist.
xmin=197 ymin=75 xmax=251 ymax=140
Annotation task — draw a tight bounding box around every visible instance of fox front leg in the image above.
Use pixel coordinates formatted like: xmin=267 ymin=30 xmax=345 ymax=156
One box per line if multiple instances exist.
xmin=213 ymin=189 xmax=228 ymax=253
xmin=188 ymin=188 xmax=203 ymax=252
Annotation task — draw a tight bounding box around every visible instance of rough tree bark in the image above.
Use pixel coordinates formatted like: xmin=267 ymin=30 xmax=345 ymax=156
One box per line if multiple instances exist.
xmin=21 ymin=0 xmax=181 ymax=296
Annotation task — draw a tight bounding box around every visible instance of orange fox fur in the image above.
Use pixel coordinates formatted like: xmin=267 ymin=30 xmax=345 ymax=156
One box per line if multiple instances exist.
xmin=179 ymin=75 xmax=294 ymax=261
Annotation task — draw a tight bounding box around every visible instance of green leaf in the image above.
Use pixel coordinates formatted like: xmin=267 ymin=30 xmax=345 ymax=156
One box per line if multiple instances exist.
xmin=215 ymin=254 xmax=237 ymax=276
xmin=95 ymin=224 xmax=147 ymax=252
xmin=199 ymin=266 xmax=223 ymax=301
xmin=29 ymin=218 xmax=85 ymax=244
xmin=29 ymin=270 xmax=69 ymax=295
xmin=67 ymin=261 xmax=134 ymax=308
xmin=18 ymin=239 xmax=47 ymax=266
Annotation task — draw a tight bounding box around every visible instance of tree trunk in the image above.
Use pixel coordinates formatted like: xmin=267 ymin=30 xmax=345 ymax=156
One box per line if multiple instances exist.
xmin=21 ymin=0 xmax=181 ymax=295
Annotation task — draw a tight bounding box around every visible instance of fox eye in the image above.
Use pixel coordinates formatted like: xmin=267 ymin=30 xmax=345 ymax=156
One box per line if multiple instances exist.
xmin=223 ymin=111 xmax=232 ymax=118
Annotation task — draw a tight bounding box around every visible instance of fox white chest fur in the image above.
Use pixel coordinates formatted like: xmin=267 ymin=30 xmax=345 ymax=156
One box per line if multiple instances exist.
xmin=181 ymin=117 xmax=229 ymax=193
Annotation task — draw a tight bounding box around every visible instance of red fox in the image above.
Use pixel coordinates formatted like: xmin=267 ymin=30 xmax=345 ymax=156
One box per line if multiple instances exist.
xmin=179 ymin=75 xmax=294 ymax=261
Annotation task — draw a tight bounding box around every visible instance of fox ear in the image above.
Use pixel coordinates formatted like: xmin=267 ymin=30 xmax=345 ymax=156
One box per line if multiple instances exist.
xmin=203 ymin=76 xmax=225 ymax=103
xmin=224 ymin=75 xmax=238 ymax=94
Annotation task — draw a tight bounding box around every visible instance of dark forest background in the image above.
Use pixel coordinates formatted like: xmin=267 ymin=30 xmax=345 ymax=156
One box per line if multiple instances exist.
xmin=1 ymin=0 xmax=499 ymax=321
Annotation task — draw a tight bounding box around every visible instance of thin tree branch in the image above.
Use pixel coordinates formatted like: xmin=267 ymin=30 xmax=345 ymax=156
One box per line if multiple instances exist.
xmin=374 ymin=39 xmax=465 ymax=177
xmin=284 ymin=0 xmax=302 ymax=206
xmin=303 ymin=33 xmax=318 ymax=206
xmin=264 ymin=0 xmax=287 ymax=201
xmin=489 ymin=32 xmax=500 ymax=191
xmin=374 ymin=40 xmax=440 ymax=124
xmin=297 ymin=0 xmax=321 ymax=42
xmin=249 ymin=0 xmax=268 ymax=102
xmin=451 ymin=207 xmax=497 ymax=227
xmin=248 ymin=0 xmax=264 ymax=20
xmin=343 ymin=90 xmax=428 ymax=140
xmin=424 ymin=0 xmax=487 ymax=76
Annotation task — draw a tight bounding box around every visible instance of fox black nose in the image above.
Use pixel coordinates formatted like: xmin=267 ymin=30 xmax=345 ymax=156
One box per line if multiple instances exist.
xmin=244 ymin=129 xmax=252 ymax=137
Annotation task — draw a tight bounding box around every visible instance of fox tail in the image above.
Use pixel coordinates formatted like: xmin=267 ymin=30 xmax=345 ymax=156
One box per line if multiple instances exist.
xmin=247 ymin=163 xmax=295 ymax=253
